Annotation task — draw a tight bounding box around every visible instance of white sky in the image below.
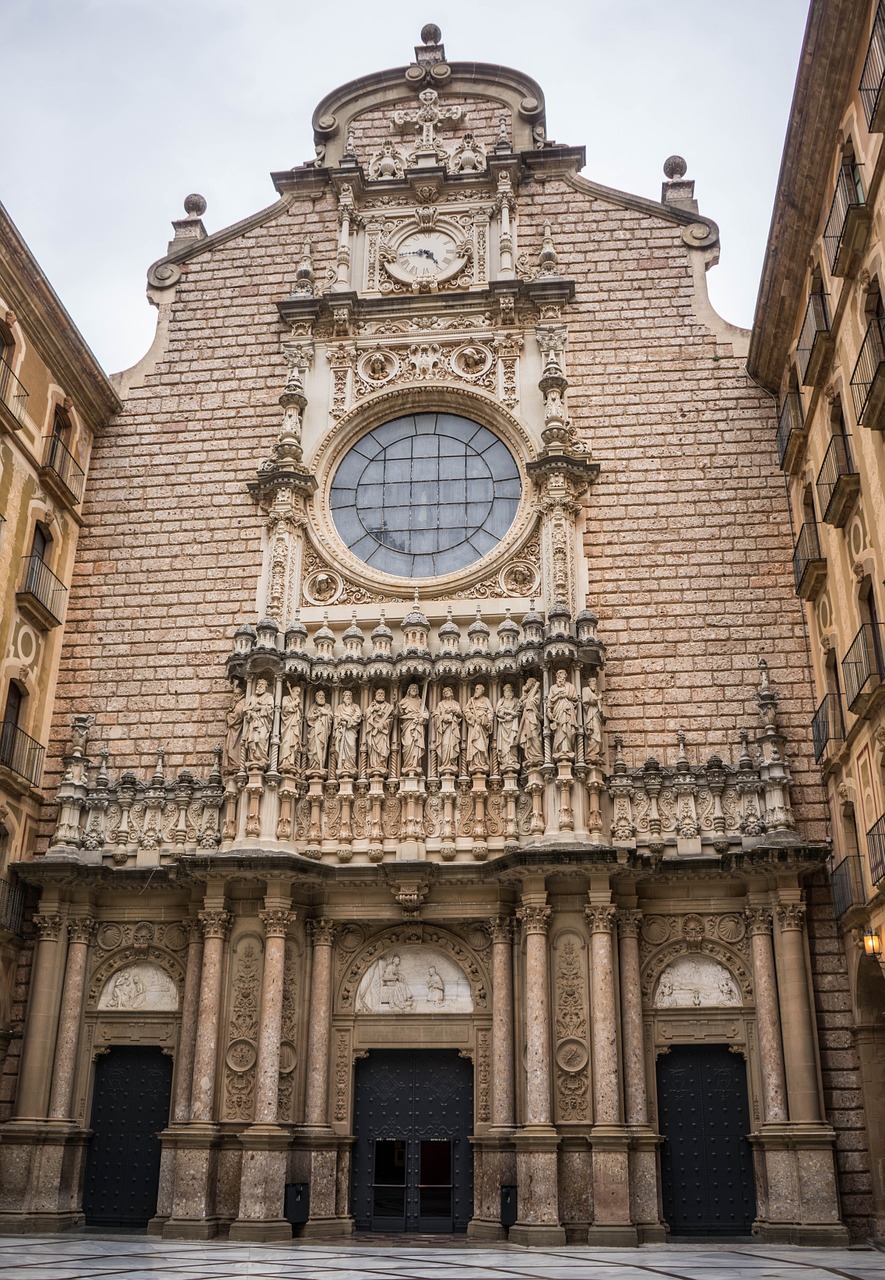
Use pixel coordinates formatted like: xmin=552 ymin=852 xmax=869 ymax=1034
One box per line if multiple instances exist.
xmin=2 ymin=0 xmax=810 ymax=376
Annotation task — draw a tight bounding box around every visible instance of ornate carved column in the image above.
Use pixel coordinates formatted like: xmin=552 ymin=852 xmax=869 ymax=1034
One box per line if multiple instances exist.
xmin=489 ymin=916 xmax=515 ymax=1130
xmin=745 ymin=907 xmax=787 ymax=1124
xmin=172 ymin=917 xmax=204 ymax=1124
xmin=189 ymin=909 xmax=232 ymax=1123
xmin=47 ymin=917 xmax=95 ymax=1120
xmin=774 ymin=902 xmax=820 ymax=1124
xmin=14 ymin=912 xmax=67 ymax=1120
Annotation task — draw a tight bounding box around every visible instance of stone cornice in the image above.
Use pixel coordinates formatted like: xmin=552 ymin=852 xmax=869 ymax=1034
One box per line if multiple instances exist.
xmin=747 ymin=0 xmax=870 ymax=392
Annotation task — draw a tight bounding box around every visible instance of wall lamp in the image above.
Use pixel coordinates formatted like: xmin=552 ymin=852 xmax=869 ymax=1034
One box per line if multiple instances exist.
xmin=863 ymin=927 xmax=882 ymax=956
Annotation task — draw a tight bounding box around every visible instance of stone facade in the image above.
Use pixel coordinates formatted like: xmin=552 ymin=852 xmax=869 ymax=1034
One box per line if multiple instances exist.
xmin=0 ymin=24 xmax=869 ymax=1245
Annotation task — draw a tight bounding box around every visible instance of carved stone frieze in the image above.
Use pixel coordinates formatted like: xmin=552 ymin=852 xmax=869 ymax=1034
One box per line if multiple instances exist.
xmin=476 ymin=1028 xmax=491 ymax=1123
xmin=553 ymin=934 xmax=589 ymax=1121
xmin=223 ymin=938 xmax=262 ymax=1121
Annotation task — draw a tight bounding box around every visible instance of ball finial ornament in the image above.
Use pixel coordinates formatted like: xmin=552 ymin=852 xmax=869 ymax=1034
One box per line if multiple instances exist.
xmin=184 ymin=193 xmax=207 ymax=217
xmin=421 ymin=23 xmax=442 ymax=44
xmin=663 ymin=155 xmax=687 ymax=180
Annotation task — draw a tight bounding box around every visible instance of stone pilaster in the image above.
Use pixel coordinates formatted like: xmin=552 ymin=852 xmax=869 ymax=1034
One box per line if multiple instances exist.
xmin=14 ymin=913 xmax=66 ymax=1121
xmin=47 ymin=917 xmax=95 ymax=1120
xmin=745 ymin=907 xmax=787 ymax=1123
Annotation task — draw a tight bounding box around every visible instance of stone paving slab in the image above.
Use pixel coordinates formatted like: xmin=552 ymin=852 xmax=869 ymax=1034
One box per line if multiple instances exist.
xmin=0 ymin=1237 xmax=881 ymax=1280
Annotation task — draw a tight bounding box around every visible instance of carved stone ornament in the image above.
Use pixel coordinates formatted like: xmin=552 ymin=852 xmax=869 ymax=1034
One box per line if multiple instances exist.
xmin=199 ymin=909 xmax=232 ymax=940
xmin=339 ymin=924 xmax=488 ymax=1011
xmin=33 ymin=914 xmax=64 ymax=941
xmin=653 ymin=955 xmax=741 ymax=1009
xmin=98 ymin=962 xmax=179 ymax=1012
xmin=776 ymin=903 xmax=805 ymax=932
xmin=260 ymin=908 xmax=293 ymax=938
xmin=517 ymin=904 xmax=551 ymax=935
xmin=355 ymin=945 xmax=474 ymax=1014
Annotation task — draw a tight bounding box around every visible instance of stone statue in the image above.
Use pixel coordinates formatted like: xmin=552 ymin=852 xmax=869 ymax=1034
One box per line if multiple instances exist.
xmin=398 ymin=683 xmax=428 ymax=774
xmin=306 ymin=690 xmax=334 ymax=774
xmin=518 ymin=677 xmax=543 ymax=767
xmin=334 ymin=690 xmax=362 ymax=777
xmin=364 ymin=688 xmax=394 ymax=774
xmin=242 ymin=678 xmax=274 ymax=770
xmin=432 ymin=687 xmax=462 ymax=774
xmin=381 ymin=953 xmax=414 ymax=1011
xmin=426 ymin=965 xmax=445 ymax=1005
xmin=547 ymin=669 xmax=580 ymax=760
xmin=223 ymin=684 xmax=246 ymax=773
xmin=583 ymin=678 xmax=603 ymax=763
xmin=464 ymin=683 xmax=494 ymax=774
xmin=278 ymin=682 xmax=303 ymax=773
xmin=495 ymin=683 xmax=520 ymax=772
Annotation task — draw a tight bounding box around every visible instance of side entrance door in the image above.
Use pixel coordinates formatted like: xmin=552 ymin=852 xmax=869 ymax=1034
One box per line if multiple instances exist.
xmin=83 ymin=1045 xmax=173 ymax=1227
xmin=656 ymin=1043 xmax=756 ymax=1237
xmin=351 ymin=1049 xmax=473 ymax=1233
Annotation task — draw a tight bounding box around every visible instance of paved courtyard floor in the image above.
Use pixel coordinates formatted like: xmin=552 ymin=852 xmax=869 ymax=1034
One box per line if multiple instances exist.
xmin=0 ymin=1236 xmax=882 ymax=1280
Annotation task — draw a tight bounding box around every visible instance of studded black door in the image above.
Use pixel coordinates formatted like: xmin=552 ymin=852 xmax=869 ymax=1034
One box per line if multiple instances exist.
xmin=351 ymin=1049 xmax=473 ymax=1233
xmin=656 ymin=1044 xmax=756 ymax=1237
xmin=83 ymin=1045 xmax=173 ymax=1227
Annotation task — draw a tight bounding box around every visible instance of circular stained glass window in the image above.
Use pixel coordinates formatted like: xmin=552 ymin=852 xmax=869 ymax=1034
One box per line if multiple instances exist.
xmin=330 ymin=412 xmax=521 ymax=577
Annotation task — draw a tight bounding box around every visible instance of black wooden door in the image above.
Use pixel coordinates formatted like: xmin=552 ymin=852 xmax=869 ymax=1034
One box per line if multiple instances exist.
xmin=351 ymin=1049 xmax=473 ymax=1233
xmin=656 ymin=1044 xmax=756 ymax=1237
xmin=83 ymin=1045 xmax=173 ymax=1227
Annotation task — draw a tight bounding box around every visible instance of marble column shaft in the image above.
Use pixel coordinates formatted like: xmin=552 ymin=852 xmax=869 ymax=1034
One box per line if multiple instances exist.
xmin=15 ymin=913 xmax=66 ymax=1119
xmin=616 ymin=911 xmax=647 ymax=1125
xmin=47 ymin=917 xmax=95 ymax=1121
xmin=190 ymin=909 xmax=232 ymax=1124
xmin=172 ymin=921 xmax=204 ymax=1124
xmin=775 ymin=902 xmax=821 ymax=1124
xmin=746 ymin=907 xmax=788 ymax=1124
xmin=489 ymin=917 xmax=515 ymax=1128
xmin=304 ymin=919 xmax=335 ymax=1127
xmin=586 ymin=905 xmax=620 ymax=1124
xmin=254 ymin=908 xmax=292 ymax=1124
xmin=517 ymin=903 xmax=552 ymax=1127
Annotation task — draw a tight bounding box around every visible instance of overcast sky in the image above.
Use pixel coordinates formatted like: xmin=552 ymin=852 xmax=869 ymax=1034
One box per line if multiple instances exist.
xmin=3 ymin=0 xmax=810 ymax=376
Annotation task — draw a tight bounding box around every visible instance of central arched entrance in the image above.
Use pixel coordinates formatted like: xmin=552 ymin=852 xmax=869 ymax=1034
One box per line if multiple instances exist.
xmin=350 ymin=1049 xmax=473 ymax=1233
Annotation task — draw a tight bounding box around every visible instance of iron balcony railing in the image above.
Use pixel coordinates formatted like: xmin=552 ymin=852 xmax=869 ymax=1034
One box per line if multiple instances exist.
xmin=816 ymin=434 xmax=859 ymax=527
xmin=0 ymin=355 xmax=28 ymax=426
xmin=850 ymin=314 xmax=885 ymax=426
xmin=867 ymin=813 xmax=885 ymax=886
xmin=0 ymin=878 xmax=24 ymax=935
xmin=823 ymin=167 xmax=866 ymax=275
xmin=796 ymin=293 xmax=831 ymax=386
xmin=811 ymin=692 xmax=845 ymax=763
xmin=860 ymin=2 xmax=885 ymax=130
xmin=792 ymin=521 xmax=825 ymax=598
xmin=0 ymin=721 xmax=44 ymax=788
xmin=42 ymin=434 xmax=84 ymax=504
xmin=776 ymin=392 xmax=804 ymax=469
xmin=831 ymin=855 xmax=866 ymax=920
xmin=17 ymin=555 xmax=66 ymax=624
xmin=842 ymin=622 xmax=885 ymax=712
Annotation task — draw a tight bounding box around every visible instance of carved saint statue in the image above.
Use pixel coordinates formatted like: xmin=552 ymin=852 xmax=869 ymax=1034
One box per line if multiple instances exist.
xmin=242 ymin=677 xmax=274 ymax=771
xmin=547 ymin=669 xmax=580 ymax=760
xmin=464 ymin=683 xmax=494 ymax=774
xmin=432 ymin=687 xmax=462 ymax=774
xmin=306 ymin=690 xmax=334 ymax=774
xmin=278 ymin=682 xmax=303 ymax=774
xmin=334 ymin=690 xmax=363 ymax=777
xmin=364 ymin=688 xmax=394 ymax=774
xmin=583 ymin=678 xmax=603 ymax=764
xmin=381 ymin=954 xmax=414 ymax=1012
xmin=426 ymin=965 xmax=445 ymax=1005
xmin=518 ymin=677 xmax=544 ymax=767
xmin=495 ymin=683 xmax=521 ymax=772
xmin=398 ymin=683 xmax=428 ymax=774
xmin=223 ymin=683 xmax=246 ymax=773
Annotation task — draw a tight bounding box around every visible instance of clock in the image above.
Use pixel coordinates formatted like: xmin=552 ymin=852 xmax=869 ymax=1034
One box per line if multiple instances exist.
xmin=381 ymin=224 xmax=471 ymax=288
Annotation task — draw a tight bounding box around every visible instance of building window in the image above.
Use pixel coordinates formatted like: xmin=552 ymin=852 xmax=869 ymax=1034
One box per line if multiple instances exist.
xmin=329 ymin=412 xmax=521 ymax=577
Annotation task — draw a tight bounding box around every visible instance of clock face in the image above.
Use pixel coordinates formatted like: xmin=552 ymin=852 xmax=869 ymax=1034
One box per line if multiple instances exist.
xmin=395 ymin=230 xmax=458 ymax=279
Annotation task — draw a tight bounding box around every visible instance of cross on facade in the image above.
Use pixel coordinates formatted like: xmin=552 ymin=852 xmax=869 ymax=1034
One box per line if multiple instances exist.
xmin=393 ymin=88 xmax=462 ymax=150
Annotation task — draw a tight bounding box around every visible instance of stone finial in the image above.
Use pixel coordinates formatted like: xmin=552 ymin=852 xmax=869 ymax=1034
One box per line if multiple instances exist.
xmin=421 ymin=23 xmax=442 ymax=44
xmin=183 ymin=193 xmax=207 ymax=218
xmin=661 ymin=156 xmax=697 ymax=212
xmin=413 ymin=23 xmax=447 ymax=67
xmin=663 ymin=156 xmax=687 ymax=180
xmin=538 ymin=222 xmax=560 ymax=278
xmin=168 ymin=195 xmax=208 ymax=252
xmin=293 ymin=242 xmax=315 ymax=298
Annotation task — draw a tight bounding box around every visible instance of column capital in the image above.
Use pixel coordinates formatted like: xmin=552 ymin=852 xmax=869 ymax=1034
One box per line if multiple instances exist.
xmin=199 ymin=908 xmax=232 ymax=940
xmin=67 ymin=916 xmax=96 ymax=944
xmin=585 ymin=904 xmax=617 ymax=934
xmin=776 ymin=903 xmax=805 ymax=932
xmin=616 ymin=909 xmax=643 ymax=938
xmin=260 ymin=907 xmax=295 ymax=938
xmin=745 ymin=906 xmax=773 ymax=936
xmin=33 ymin=913 xmax=64 ymax=941
xmin=309 ymin=916 xmax=337 ymax=946
xmin=516 ymin=904 xmax=551 ymax=936
xmin=488 ymin=915 xmax=514 ymax=944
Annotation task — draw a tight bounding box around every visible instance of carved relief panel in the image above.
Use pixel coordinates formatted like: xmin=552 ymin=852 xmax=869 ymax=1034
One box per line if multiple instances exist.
xmin=222 ymin=930 xmax=263 ymax=1122
xmin=551 ymin=928 xmax=590 ymax=1124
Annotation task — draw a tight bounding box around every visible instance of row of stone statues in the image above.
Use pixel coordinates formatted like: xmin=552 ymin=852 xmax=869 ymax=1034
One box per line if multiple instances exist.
xmin=225 ymin=672 xmax=603 ymax=779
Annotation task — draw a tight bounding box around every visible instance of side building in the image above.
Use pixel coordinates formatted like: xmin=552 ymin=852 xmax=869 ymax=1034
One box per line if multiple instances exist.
xmin=749 ymin=0 xmax=885 ymax=1239
xmin=0 ymin=203 xmax=119 ymax=1101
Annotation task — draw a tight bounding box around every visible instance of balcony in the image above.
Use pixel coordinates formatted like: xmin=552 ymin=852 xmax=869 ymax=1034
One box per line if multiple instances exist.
xmin=860 ymin=2 xmax=885 ymax=132
xmin=792 ymin=521 xmax=826 ymax=600
xmin=0 ymin=721 xmax=44 ymax=790
xmin=776 ymin=392 xmax=805 ymax=471
xmin=15 ymin=555 xmax=66 ymax=630
xmin=816 ymin=434 xmax=860 ymax=527
xmin=811 ymin=692 xmax=845 ymax=763
xmin=822 ymin=168 xmax=870 ymax=277
xmin=41 ymin=434 xmax=84 ymax=505
xmin=841 ymin=622 xmax=885 ymax=713
xmin=0 ymin=355 xmax=28 ymax=428
xmin=867 ymin=813 xmax=885 ymax=886
xmin=831 ymin=855 xmax=867 ymax=920
xmin=796 ymin=293 xmax=833 ymax=387
xmin=0 ymin=879 xmax=24 ymax=935
xmin=850 ymin=315 xmax=885 ymax=428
